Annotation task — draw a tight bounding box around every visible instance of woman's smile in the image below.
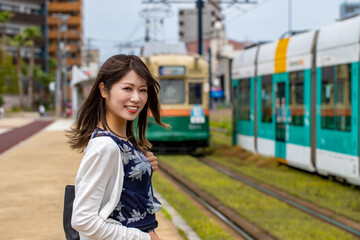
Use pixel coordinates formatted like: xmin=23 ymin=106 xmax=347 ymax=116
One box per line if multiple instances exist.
xmin=125 ymin=105 xmax=139 ymax=113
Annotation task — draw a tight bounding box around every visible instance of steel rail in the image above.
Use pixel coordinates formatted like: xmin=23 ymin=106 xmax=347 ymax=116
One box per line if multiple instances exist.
xmin=159 ymin=160 xmax=276 ymax=240
xmin=199 ymin=158 xmax=360 ymax=238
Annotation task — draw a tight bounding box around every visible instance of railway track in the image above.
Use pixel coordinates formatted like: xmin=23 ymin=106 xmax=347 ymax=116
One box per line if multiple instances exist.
xmin=158 ymin=160 xmax=276 ymax=240
xmin=198 ymin=157 xmax=360 ymax=239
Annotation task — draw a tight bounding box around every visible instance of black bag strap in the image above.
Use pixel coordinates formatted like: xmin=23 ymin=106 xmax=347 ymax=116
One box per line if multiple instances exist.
xmin=63 ymin=185 xmax=80 ymax=240
xmin=63 ymin=129 xmax=124 ymax=240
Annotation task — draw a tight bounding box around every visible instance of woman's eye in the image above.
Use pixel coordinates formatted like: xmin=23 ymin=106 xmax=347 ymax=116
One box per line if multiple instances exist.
xmin=123 ymin=87 xmax=131 ymax=91
xmin=140 ymin=89 xmax=148 ymax=93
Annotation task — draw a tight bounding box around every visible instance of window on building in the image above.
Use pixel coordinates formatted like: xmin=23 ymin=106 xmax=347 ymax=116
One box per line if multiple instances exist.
xmin=289 ymin=71 xmax=304 ymax=126
xmin=159 ymin=79 xmax=185 ymax=104
xmin=238 ymin=78 xmax=250 ymax=120
xmin=261 ymin=75 xmax=272 ymax=123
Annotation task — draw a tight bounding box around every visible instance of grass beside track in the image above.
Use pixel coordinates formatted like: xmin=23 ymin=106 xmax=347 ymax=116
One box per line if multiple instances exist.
xmin=152 ymin=173 xmax=234 ymax=240
xmin=159 ymin=155 xmax=357 ymax=240
xmin=207 ymin=147 xmax=360 ymax=223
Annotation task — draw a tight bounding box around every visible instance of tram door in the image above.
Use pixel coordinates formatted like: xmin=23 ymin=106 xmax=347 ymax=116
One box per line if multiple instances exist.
xmin=275 ymin=81 xmax=287 ymax=159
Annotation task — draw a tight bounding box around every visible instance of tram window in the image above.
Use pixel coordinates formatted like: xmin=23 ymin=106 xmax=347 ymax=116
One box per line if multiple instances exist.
xmin=321 ymin=66 xmax=335 ymax=130
xmin=189 ymin=83 xmax=202 ymax=104
xmin=321 ymin=64 xmax=351 ymax=131
xmin=289 ymin=71 xmax=304 ymax=126
xmin=159 ymin=79 xmax=185 ymax=104
xmin=336 ymin=64 xmax=351 ymax=131
xmin=261 ymin=75 xmax=272 ymax=123
xmin=239 ymin=78 xmax=250 ymax=120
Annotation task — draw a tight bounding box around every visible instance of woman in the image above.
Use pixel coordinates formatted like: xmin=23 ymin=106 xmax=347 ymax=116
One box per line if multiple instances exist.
xmin=67 ymin=54 xmax=168 ymax=240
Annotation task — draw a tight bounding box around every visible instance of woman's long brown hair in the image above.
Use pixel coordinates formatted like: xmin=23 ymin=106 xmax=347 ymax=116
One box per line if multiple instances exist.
xmin=67 ymin=54 xmax=168 ymax=152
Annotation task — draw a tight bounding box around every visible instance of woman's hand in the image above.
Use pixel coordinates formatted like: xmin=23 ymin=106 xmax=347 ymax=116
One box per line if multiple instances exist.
xmin=149 ymin=231 xmax=162 ymax=240
xmin=146 ymin=151 xmax=158 ymax=172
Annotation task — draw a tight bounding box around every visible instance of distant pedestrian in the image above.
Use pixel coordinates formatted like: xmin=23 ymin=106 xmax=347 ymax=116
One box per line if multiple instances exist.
xmin=38 ymin=105 xmax=45 ymax=117
xmin=0 ymin=106 xmax=4 ymax=119
xmin=67 ymin=55 xmax=169 ymax=240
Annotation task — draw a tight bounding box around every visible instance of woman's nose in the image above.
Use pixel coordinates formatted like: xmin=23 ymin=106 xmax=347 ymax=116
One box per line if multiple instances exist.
xmin=130 ymin=91 xmax=140 ymax=102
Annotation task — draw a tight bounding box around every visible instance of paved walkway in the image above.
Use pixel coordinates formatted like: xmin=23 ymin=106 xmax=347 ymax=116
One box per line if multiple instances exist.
xmin=0 ymin=117 xmax=184 ymax=240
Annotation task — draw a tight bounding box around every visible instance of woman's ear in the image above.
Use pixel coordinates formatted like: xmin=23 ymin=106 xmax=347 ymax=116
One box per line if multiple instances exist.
xmin=99 ymin=82 xmax=107 ymax=99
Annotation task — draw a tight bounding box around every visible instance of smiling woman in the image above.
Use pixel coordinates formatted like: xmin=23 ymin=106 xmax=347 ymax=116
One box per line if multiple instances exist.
xmin=67 ymin=54 xmax=169 ymax=240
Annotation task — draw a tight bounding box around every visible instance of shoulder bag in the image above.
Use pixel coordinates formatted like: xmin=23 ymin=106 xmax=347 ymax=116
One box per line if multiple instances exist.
xmin=63 ymin=185 xmax=80 ymax=240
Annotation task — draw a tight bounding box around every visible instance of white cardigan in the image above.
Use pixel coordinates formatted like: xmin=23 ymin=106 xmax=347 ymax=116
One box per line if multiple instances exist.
xmin=72 ymin=136 xmax=151 ymax=240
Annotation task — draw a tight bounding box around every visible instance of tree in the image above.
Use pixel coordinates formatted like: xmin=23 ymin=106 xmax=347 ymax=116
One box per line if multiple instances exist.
xmin=34 ymin=64 xmax=54 ymax=105
xmin=7 ymin=33 xmax=30 ymax=108
xmin=23 ymin=26 xmax=42 ymax=108
xmin=0 ymin=11 xmax=14 ymax=63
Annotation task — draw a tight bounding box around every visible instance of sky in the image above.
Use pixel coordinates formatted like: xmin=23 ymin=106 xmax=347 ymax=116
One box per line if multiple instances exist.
xmin=84 ymin=0 xmax=347 ymax=63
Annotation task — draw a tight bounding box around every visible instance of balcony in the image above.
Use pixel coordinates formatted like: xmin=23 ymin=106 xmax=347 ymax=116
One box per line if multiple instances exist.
xmin=48 ymin=2 xmax=81 ymax=13
xmin=10 ymin=12 xmax=45 ymax=25
xmin=48 ymin=15 xmax=81 ymax=26
xmin=48 ymin=30 xmax=81 ymax=40
xmin=48 ymin=43 xmax=79 ymax=53
xmin=67 ymin=57 xmax=81 ymax=66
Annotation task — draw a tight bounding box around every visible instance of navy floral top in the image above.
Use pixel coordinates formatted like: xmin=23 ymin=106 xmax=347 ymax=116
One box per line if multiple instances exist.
xmin=91 ymin=128 xmax=161 ymax=230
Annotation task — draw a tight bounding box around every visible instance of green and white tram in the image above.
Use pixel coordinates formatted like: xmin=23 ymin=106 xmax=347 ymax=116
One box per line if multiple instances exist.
xmin=232 ymin=15 xmax=360 ymax=185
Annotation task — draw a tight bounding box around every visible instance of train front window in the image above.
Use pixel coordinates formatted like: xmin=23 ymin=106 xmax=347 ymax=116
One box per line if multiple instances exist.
xmin=239 ymin=78 xmax=250 ymax=120
xmin=189 ymin=83 xmax=202 ymax=104
xmin=289 ymin=71 xmax=304 ymax=126
xmin=261 ymin=75 xmax=272 ymax=123
xmin=159 ymin=79 xmax=185 ymax=104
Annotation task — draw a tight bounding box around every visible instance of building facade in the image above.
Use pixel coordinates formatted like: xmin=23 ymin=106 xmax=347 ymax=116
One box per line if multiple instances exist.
xmin=340 ymin=2 xmax=360 ymax=19
xmin=178 ymin=0 xmax=223 ymax=47
xmin=0 ymin=0 xmax=48 ymax=69
xmin=47 ymin=0 xmax=83 ymax=67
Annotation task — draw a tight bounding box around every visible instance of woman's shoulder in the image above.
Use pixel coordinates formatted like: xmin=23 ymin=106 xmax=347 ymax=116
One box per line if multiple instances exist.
xmin=86 ymin=136 xmax=119 ymax=153
xmin=80 ymin=136 xmax=121 ymax=169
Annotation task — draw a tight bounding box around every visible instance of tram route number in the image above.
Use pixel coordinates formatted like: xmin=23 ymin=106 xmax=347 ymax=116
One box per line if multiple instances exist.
xmin=188 ymin=124 xmax=203 ymax=130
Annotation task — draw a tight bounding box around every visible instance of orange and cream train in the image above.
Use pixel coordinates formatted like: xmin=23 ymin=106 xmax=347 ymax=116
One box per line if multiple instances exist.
xmin=141 ymin=54 xmax=210 ymax=152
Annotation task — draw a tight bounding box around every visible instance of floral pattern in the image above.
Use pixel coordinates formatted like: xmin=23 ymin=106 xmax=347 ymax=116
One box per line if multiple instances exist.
xmin=92 ymin=128 xmax=161 ymax=228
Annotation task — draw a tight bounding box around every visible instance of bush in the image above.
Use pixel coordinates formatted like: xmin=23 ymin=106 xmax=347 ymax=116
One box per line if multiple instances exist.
xmin=11 ymin=105 xmax=21 ymax=112
xmin=0 ymin=95 xmax=4 ymax=106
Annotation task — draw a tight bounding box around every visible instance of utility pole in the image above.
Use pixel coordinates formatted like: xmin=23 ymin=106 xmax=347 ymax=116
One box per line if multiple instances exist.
xmin=145 ymin=19 xmax=150 ymax=42
xmin=197 ymin=0 xmax=203 ymax=55
xmin=288 ymin=0 xmax=292 ymax=34
xmin=55 ymin=14 xmax=68 ymax=118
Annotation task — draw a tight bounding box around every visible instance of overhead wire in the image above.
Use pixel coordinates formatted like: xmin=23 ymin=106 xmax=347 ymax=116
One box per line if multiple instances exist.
xmin=225 ymin=0 xmax=274 ymax=23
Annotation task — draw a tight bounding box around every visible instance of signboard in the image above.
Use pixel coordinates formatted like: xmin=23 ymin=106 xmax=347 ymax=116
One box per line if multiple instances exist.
xmin=159 ymin=66 xmax=186 ymax=76
xmin=210 ymin=87 xmax=224 ymax=99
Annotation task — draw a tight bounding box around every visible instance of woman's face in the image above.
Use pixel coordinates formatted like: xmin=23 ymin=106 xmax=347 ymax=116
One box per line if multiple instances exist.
xmin=100 ymin=70 xmax=148 ymax=124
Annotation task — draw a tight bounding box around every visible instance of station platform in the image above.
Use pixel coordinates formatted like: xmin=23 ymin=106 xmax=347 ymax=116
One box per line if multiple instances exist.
xmin=0 ymin=115 xmax=185 ymax=240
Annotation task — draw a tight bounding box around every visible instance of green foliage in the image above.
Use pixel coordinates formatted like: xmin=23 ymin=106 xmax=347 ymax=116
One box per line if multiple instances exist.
xmin=159 ymin=155 xmax=357 ymax=240
xmin=23 ymin=26 xmax=42 ymax=43
xmin=161 ymin=208 xmax=172 ymax=221
xmin=11 ymin=105 xmax=21 ymax=112
xmin=34 ymin=65 xmax=54 ymax=86
xmin=0 ymin=94 xmax=4 ymax=106
xmin=0 ymin=11 xmax=14 ymax=23
xmin=153 ymin=173 xmax=233 ymax=240
xmin=210 ymin=131 xmax=232 ymax=147
xmin=0 ymin=52 xmax=18 ymax=94
xmin=177 ymin=228 xmax=189 ymax=240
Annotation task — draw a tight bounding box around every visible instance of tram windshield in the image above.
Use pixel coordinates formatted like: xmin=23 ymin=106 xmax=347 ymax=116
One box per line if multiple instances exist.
xmin=159 ymin=79 xmax=185 ymax=104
